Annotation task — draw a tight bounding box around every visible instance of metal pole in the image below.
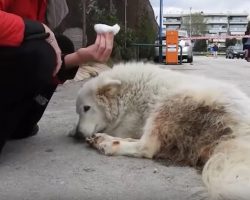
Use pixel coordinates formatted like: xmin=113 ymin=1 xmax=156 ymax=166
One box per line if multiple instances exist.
xmin=159 ymin=0 xmax=163 ymax=63
xmin=189 ymin=7 xmax=192 ymax=38
xmin=110 ymin=0 xmax=112 ymax=12
xmin=124 ymin=0 xmax=127 ymax=48
xmin=82 ymin=0 xmax=87 ymax=47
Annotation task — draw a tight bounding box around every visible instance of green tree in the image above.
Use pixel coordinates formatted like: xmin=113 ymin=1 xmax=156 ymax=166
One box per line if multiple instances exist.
xmin=182 ymin=13 xmax=207 ymax=36
xmin=86 ymin=0 xmax=137 ymax=61
xmin=136 ymin=12 xmax=157 ymax=59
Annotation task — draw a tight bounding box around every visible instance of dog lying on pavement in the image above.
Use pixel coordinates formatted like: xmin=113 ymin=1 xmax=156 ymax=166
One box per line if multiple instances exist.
xmin=71 ymin=62 xmax=250 ymax=200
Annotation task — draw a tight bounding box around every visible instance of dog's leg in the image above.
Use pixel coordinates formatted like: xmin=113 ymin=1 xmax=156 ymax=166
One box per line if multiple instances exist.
xmin=88 ymin=129 xmax=160 ymax=158
xmin=87 ymin=108 xmax=165 ymax=158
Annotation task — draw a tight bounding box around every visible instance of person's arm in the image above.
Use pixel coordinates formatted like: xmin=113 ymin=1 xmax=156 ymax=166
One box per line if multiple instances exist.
xmin=0 ymin=10 xmax=25 ymax=46
xmin=0 ymin=10 xmax=49 ymax=46
xmin=64 ymin=32 xmax=114 ymax=68
xmin=0 ymin=1 xmax=24 ymax=46
xmin=0 ymin=10 xmax=62 ymax=76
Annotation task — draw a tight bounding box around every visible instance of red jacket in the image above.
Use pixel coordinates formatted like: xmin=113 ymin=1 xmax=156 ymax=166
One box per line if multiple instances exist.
xmin=0 ymin=0 xmax=47 ymax=46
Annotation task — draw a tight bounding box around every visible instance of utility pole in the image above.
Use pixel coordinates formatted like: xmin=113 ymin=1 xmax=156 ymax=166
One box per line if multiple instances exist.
xmin=159 ymin=0 xmax=163 ymax=63
xmin=82 ymin=0 xmax=87 ymax=47
xmin=189 ymin=7 xmax=192 ymax=38
xmin=124 ymin=0 xmax=127 ymax=48
xmin=110 ymin=0 xmax=113 ymax=12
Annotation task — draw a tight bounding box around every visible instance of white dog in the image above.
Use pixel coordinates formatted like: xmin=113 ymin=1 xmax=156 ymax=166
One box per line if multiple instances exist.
xmin=72 ymin=62 xmax=250 ymax=200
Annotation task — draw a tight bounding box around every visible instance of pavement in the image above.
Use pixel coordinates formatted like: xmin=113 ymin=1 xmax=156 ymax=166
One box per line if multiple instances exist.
xmin=1 ymin=56 xmax=250 ymax=200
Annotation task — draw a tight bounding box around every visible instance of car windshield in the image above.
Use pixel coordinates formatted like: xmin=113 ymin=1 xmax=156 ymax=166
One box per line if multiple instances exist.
xmin=178 ymin=30 xmax=188 ymax=38
xmin=157 ymin=31 xmax=188 ymax=41
xmin=233 ymin=46 xmax=243 ymax=50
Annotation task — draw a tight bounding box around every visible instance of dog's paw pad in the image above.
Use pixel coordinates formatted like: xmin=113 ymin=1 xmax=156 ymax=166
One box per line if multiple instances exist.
xmin=87 ymin=133 xmax=120 ymax=156
xmin=94 ymin=133 xmax=107 ymax=143
xmin=86 ymin=137 xmax=94 ymax=145
xmin=98 ymin=143 xmax=114 ymax=156
xmin=86 ymin=133 xmax=110 ymax=146
xmin=112 ymin=141 xmax=120 ymax=146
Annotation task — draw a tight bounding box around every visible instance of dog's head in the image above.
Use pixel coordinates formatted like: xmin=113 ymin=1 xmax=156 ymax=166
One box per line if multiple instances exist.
xmin=75 ymin=76 xmax=121 ymax=139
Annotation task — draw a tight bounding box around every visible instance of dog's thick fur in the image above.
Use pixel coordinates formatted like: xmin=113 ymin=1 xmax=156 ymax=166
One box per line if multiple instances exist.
xmin=74 ymin=62 xmax=250 ymax=200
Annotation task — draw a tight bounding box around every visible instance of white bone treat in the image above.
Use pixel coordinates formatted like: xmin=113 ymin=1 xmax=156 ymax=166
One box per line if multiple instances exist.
xmin=94 ymin=24 xmax=120 ymax=35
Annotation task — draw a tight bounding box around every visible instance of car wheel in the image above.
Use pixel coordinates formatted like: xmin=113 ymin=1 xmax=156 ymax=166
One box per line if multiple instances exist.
xmin=154 ymin=56 xmax=159 ymax=63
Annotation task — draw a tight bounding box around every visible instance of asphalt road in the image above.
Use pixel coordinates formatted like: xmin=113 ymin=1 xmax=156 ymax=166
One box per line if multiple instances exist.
xmin=1 ymin=56 xmax=250 ymax=200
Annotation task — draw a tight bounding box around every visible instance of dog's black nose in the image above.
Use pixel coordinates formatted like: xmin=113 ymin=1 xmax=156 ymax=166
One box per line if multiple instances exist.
xmin=72 ymin=127 xmax=86 ymax=141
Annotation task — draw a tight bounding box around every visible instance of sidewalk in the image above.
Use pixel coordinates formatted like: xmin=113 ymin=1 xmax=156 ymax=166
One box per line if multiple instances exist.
xmin=3 ymin=57 xmax=250 ymax=200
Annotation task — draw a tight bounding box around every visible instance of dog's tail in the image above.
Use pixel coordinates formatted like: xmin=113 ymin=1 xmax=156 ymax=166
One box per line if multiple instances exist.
xmin=202 ymin=135 xmax=250 ymax=200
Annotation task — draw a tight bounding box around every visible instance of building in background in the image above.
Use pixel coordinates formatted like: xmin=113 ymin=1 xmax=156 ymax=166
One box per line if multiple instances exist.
xmin=163 ymin=13 xmax=248 ymax=35
xmin=163 ymin=13 xmax=248 ymax=49
xmin=228 ymin=14 xmax=248 ymax=35
xmin=163 ymin=14 xmax=182 ymax=30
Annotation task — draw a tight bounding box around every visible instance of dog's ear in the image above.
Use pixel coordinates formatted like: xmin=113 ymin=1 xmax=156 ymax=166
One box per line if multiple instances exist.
xmin=97 ymin=79 xmax=121 ymax=97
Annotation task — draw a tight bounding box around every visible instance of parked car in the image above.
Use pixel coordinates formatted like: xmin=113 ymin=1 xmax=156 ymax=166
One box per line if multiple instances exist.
xmin=154 ymin=30 xmax=193 ymax=63
xmin=226 ymin=45 xmax=245 ymax=59
xmin=178 ymin=30 xmax=193 ymax=63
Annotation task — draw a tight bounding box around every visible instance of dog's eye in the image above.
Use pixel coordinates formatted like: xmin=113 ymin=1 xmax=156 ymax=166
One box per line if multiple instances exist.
xmin=83 ymin=105 xmax=91 ymax=112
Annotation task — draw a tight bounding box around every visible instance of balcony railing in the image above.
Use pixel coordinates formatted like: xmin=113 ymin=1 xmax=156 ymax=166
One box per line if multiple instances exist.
xmin=208 ymin=28 xmax=228 ymax=33
xmin=229 ymin=19 xmax=248 ymax=24
xmin=163 ymin=20 xmax=181 ymax=25
xmin=229 ymin=27 xmax=246 ymax=32
xmin=206 ymin=19 xmax=228 ymax=24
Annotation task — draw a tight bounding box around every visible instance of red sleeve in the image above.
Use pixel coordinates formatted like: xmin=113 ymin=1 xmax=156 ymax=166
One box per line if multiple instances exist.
xmin=0 ymin=10 xmax=25 ymax=46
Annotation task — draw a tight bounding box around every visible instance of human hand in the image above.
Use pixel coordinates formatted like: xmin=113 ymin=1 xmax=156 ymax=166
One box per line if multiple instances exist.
xmin=42 ymin=24 xmax=62 ymax=76
xmin=77 ymin=32 xmax=114 ymax=63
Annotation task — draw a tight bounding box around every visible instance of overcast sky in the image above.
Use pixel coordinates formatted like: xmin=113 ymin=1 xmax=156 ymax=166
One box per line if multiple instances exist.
xmin=150 ymin=0 xmax=250 ymax=18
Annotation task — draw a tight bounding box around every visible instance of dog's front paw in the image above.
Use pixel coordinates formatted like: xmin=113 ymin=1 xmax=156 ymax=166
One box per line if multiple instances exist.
xmin=88 ymin=133 xmax=120 ymax=156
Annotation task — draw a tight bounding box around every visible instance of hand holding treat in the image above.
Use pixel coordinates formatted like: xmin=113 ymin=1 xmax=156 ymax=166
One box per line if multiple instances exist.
xmin=64 ymin=24 xmax=120 ymax=66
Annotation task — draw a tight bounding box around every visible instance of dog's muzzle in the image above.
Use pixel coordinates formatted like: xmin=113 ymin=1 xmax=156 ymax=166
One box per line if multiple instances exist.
xmin=70 ymin=126 xmax=86 ymax=141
